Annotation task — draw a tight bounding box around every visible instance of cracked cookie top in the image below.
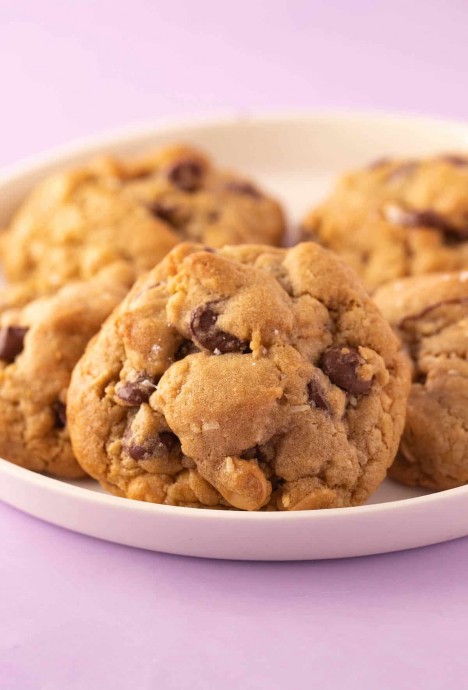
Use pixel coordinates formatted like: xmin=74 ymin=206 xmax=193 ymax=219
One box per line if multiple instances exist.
xmin=0 ymin=262 xmax=134 ymax=478
xmin=1 ymin=144 xmax=285 ymax=297
xmin=68 ymin=242 xmax=410 ymax=511
xmin=301 ymin=154 xmax=468 ymax=290
xmin=375 ymin=271 xmax=468 ymax=490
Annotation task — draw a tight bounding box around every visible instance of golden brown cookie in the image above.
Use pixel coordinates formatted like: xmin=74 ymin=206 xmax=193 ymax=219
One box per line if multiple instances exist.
xmin=301 ymin=154 xmax=468 ymax=290
xmin=374 ymin=270 xmax=468 ymax=489
xmin=68 ymin=242 xmax=410 ymax=510
xmin=0 ymin=262 xmax=134 ymax=478
xmin=1 ymin=144 xmax=285 ymax=298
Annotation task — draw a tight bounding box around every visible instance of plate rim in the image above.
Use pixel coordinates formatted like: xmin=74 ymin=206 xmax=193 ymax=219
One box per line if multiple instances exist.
xmin=3 ymin=107 xmax=468 ymax=183
xmin=2 ymin=458 xmax=467 ymax=523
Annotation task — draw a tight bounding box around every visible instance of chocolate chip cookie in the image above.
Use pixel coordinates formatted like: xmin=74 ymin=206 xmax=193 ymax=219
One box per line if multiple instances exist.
xmin=0 ymin=262 xmax=134 ymax=478
xmin=68 ymin=242 xmax=410 ymax=510
xmin=1 ymin=144 xmax=285 ymax=297
xmin=374 ymin=271 xmax=468 ymax=490
xmin=301 ymin=154 xmax=468 ymax=290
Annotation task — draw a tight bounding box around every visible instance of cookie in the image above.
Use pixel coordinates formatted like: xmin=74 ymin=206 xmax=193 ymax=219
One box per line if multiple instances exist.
xmin=374 ymin=271 xmax=468 ymax=490
xmin=301 ymin=154 xmax=468 ymax=290
xmin=1 ymin=144 xmax=285 ymax=298
xmin=68 ymin=242 xmax=410 ymax=511
xmin=0 ymin=262 xmax=134 ymax=478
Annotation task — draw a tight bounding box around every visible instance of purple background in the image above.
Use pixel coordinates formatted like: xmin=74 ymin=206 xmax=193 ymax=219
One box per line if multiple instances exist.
xmin=1 ymin=1 xmax=468 ymax=688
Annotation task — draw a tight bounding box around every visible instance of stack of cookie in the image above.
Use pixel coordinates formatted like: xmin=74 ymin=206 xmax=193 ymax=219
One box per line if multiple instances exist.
xmin=302 ymin=154 xmax=468 ymax=492
xmin=0 ymin=145 xmax=466 ymax=509
xmin=0 ymin=144 xmax=284 ymax=482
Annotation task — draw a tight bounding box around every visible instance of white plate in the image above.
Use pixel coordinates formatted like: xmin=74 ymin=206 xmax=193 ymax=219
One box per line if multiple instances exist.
xmin=1 ymin=111 xmax=468 ymax=560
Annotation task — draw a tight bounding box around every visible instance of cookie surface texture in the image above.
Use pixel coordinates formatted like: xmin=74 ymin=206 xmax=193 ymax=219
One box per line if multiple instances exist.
xmin=2 ymin=145 xmax=285 ymax=296
xmin=375 ymin=271 xmax=468 ymax=489
xmin=301 ymin=155 xmax=468 ymax=290
xmin=68 ymin=242 xmax=410 ymax=510
xmin=0 ymin=262 xmax=133 ymax=478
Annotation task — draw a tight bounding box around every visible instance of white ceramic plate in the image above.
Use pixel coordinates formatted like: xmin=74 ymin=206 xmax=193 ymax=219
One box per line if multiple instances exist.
xmin=1 ymin=112 xmax=468 ymax=560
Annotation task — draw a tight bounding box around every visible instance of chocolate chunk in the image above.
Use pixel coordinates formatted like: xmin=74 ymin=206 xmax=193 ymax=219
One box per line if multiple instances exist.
xmin=147 ymin=200 xmax=180 ymax=226
xmin=440 ymin=155 xmax=468 ymax=167
xmin=383 ymin=204 xmax=468 ymax=241
xmin=320 ymin=346 xmax=372 ymax=395
xmin=116 ymin=377 xmax=157 ymax=406
xmin=52 ymin=401 xmax=67 ymax=429
xmin=225 ymin=181 xmax=262 ymax=198
xmin=307 ymin=376 xmax=330 ymax=412
xmin=174 ymin=339 xmax=200 ymax=360
xmin=385 ymin=161 xmax=418 ymax=182
xmin=167 ymin=160 xmax=204 ymax=192
xmin=415 ymin=371 xmax=427 ymax=385
xmin=0 ymin=326 xmax=28 ymax=363
xmin=399 ymin=296 xmax=468 ymax=329
xmin=299 ymin=223 xmax=317 ymax=241
xmin=159 ymin=431 xmax=179 ymax=451
xmin=190 ymin=303 xmax=250 ymax=354
xmin=367 ymin=157 xmax=391 ymax=170
xmin=241 ymin=445 xmax=266 ymax=463
xmin=127 ymin=436 xmax=159 ymax=460
xmin=128 ymin=431 xmax=179 ymax=461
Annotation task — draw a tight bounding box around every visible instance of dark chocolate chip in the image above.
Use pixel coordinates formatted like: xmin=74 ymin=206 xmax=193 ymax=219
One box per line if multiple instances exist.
xmin=225 ymin=181 xmax=262 ymax=198
xmin=0 ymin=326 xmax=28 ymax=363
xmin=384 ymin=205 xmax=468 ymax=242
xmin=174 ymin=339 xmax=200 ymax=360
xmin=320 ymin=346 xmax=373 ymax=395
xmin=367 ymin=157 xmax=391 ymax=170
xmin=299 ymin=223 xmax=317 ymax=241
xmin=307 ymin=376 xmax=330 ymax=412
xmin=167 ymin=160 xmax=204 ymax=192
xmin=116 ymin=378 xmax=157 ymax=406
xmin=385 ymin=161 xmax=418 ymax=182
xmin=159 ymin=431 xmax=179 ymax=451
xmin=440 ymin=155 xmax=468 ymax=167
xmin=190 ymin=303 xmax=251 ymax=354
xmin=241 ymin=445 xmax=266 ymax=463
xmin=127 ymin=431 xmax=179 ymax=461
xmin=399 ymin=296 xmax=468 ymax=330
xmin=52 ymin=401 xmax=67 ymax=429
xmin=414 ymin=371 xmax=427 ymax=385
xmin=147 ymin=200 xmax=180 ymax=226
xmin=127 ymin=437 xmax=159 ymax=461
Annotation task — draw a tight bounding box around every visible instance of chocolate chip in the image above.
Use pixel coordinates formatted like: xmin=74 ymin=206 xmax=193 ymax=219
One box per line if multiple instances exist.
xmin=167 ymin=160 xmax=204 ymax=192
xmin=116 ymin=378 xmax=157 ymax=406
xmin=147 ymin=200 xmax=180 ymax=226
xmin=225 ymin=181 xmax=262 ymax=198
xmin=440 ymin=155 xmax=468 ymax=167
xmin=383 ymin=204 xmax=468 ymax=242
xmin=241 ymin=445 xmax=266 ymax=462
xmin=399 ymin=296 xmax=468 ymax=329
xmin=190 ymin=303 xmax=251 ymax=354
xmin=0 ymin=326 xmax=28 ymax=363
xmin=174 ymin=339 xmax=200 ymax=360
xmin=385 ymin=161 xmax=418 ymax=182
xmin=320 ymin=346 xmax=372 ymax=395
xmin=52 ymin=401 xmax=67 ymax=429
xmin=367 ymin=157 xmax=391 ymax=170
xmin=415 ymin=371 xmax=427 ymax=385
xmin=127 ymin=431 xmax=179 ymax=461
xmin=159 ymin=431 xmax=178 ymax=451
xmin=307 ymin=376 xmax=330 ymax=412
xmin=127 ymin=437 xmax=159 ymax=460
xmin=299 ymin=223 xmax=317 ymax=241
